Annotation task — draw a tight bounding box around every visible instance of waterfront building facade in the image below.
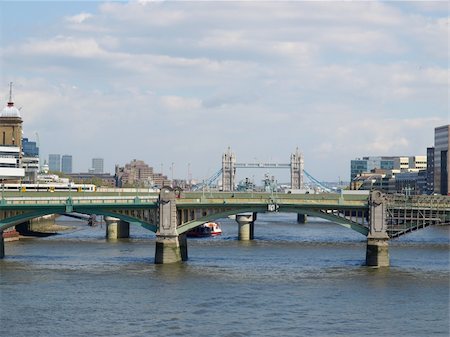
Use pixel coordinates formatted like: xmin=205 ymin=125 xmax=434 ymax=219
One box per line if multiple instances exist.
xmin=0 ymin=84 xmax=24 ymax=241
xmin=394 ymin=171 xmax=428 ymax=195
xmin=0 ymin=88 xmax=24 ymax=182
xmin=434 ymin=125 xmax=450 ymax=195
xmin=61 ymin=155 xmax=72 ymax=174
xmin=48 ymin=154 xmax=61 ymax=172
xmin=351 ymin=155 xmax=427 ymax=182
xmin=394 ymin=156 xmax=427 ymax=171
xmin=351 ymin=157 xmax=395 ymax=181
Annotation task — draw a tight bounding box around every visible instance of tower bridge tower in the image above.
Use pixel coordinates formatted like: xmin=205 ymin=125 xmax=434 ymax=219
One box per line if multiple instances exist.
xmin=222 ymin=147 xmax=236 ymax=192
xmin=290 ymin=147 xmax=304 ymax=190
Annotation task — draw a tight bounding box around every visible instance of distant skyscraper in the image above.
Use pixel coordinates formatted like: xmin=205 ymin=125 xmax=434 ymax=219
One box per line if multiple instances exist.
xmin=49 ymin=154 xmax=61 ymax=172
xmin=92 ymin=158 xmax=104 ymax=174
xmin=434 ymin=125 xmax=450 ymax=195
xmin=61 ymin=155 xmax=72 ymax=174
xmin=22 ymin=138 xmax=39 ymax=157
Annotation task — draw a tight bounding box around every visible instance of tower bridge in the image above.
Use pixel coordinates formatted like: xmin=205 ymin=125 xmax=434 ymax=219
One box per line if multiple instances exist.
xmin=221 ymin=147 xmax=304 ymax=191
xmin=194 ymin=148 xmax=332 ymax=192
xmin=0 ymin=190 xmax=448 ymax=267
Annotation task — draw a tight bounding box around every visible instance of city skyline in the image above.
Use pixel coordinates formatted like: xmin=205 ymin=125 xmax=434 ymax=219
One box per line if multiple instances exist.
xmin=0 ymin=1 xmax=447 ymax=181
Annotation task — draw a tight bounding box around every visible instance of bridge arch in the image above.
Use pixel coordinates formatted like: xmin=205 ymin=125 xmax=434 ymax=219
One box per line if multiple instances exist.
xmin=0 ymin=208 xmax=158 ymax=233
xmin=176 ymin=206 xmax=369 ymax=236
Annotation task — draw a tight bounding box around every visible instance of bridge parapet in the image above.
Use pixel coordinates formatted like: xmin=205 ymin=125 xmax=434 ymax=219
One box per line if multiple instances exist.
xmin=0 ymin=195 xmax=158 ymax=206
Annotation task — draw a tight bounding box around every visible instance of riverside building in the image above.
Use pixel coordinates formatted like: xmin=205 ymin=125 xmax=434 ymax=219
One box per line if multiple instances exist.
xmin=350 ymin=156 xmax=426 ymax=181
xmin=0 ymin=84 xmax=25 ymax=182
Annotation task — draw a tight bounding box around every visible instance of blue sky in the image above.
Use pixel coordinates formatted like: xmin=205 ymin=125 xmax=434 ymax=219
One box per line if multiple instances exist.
xmin=0 ymin=1 xmax=448 ymax=182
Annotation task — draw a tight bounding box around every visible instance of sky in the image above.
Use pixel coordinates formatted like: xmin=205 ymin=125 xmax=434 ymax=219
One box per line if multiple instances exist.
xmin=0 ymin=1 xmax=448 ymax=183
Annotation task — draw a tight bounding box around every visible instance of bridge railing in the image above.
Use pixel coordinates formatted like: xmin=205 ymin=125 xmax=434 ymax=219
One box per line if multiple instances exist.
xmin=0 ymin=196 xmax=159 ymax=206
xmin=386 ymin=195 xmax=450 ymax=210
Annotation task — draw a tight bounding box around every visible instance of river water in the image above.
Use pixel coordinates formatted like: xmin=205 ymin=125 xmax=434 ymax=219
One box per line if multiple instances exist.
xmin=1 ymin=213 xmax=449 ymax=337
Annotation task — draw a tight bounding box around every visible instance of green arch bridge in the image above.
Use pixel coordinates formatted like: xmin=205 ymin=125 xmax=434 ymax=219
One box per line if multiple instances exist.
xmin=0 ymin=189 xmax=448 ymax=266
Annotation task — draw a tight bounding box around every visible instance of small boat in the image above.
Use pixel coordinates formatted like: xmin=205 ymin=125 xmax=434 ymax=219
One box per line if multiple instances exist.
xmin=187 ymin=222 xmax=222 ymax=238
xmin=203 ymin=222 xmax=222 ymax=236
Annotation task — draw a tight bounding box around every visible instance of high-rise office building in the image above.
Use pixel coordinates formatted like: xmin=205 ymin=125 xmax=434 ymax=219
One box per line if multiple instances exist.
xmin=48 ymin=154 xmax=61 ymax=172
xmin=426 ymin=147 xmax=434 ymax=195
xmin=61 ymin=155 xmax=73 ymax=174
xmin=92 ymin=158 xmax=104 ymax=174
xmin=22 ymin=138 xmax=39 ymax=157
xmin=434 ymin=125 xmax=450 ymax=195
xmin=22 ymin=138 xmax=40 ymax=183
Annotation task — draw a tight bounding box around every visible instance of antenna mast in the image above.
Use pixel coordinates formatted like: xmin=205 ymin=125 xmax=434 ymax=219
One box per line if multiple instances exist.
xmin=8 ymin=82 xmax=13 ymax=103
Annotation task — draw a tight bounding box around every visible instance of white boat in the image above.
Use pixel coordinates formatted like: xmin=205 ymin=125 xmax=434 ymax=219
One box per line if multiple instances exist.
xmin=203 ymin=222 xmax=222 ymax=236
xmin=187 ymin=222 xmax=222 ymax=237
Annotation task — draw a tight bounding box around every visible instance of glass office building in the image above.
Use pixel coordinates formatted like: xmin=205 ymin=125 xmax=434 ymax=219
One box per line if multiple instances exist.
xmin=434 ymin=125 xmax=450 ymax=195
xmin=48 ymin=154 xmax=61 ymax=172
xmin=61 ymin=155 xmax=72 ymax=174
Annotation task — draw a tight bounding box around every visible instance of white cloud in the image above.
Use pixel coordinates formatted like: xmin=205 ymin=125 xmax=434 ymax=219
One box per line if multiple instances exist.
xmin=11 ymin=36 xmax=106 ymax=58
xmin=65 ymin=12 xmax=93 ymax=24
xmin=160 ymin=95 xmax=202 ymax=110
xmin=1 ymin=1 xmax=447 ymax=179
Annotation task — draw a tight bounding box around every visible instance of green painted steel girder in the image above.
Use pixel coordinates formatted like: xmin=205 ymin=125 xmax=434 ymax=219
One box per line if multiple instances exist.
xmin=0 ymin=200 xmax=159 ymax=232
xmin=176 ymin=205 xmax=369 ymax=236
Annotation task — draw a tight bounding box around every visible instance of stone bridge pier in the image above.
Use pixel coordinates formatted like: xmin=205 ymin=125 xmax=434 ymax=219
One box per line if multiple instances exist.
xmin=236 ymin=212 xmax=257 ymax=240
xmin=104 ymin=216 xmax=130 ymax=240
xmin=366 ymin=191 xmax=389 ymax=267
xmin=155 ymin=188 xmax=187 ymax=264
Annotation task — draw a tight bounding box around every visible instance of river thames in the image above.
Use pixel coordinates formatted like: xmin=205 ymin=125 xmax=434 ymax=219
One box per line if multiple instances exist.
xmin=1 ymin=214 xmax=449 ymax=337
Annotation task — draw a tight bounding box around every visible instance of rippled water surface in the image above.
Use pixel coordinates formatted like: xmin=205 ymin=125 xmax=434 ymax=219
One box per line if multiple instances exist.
xmin=1 ymin=214 xmax=449 ymax=337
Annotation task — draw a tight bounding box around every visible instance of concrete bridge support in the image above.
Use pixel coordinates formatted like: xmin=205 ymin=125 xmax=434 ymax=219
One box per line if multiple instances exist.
xmin=297 ymin=213 xmax=307 ymax=224
xmin=366 ymin=191 xmax=389 ymax=267
xmin=0 ymin=231 xmax=4 ymax=259
xmin=366 ymin=236 xmax=389 ymax=267
xmin=155 ymin=187 xmax=186 ymax=264
xmin=105 ymin=217 xmax=130 ymax=240
xmin=236 ymin=212 xmax=256 ymax=241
